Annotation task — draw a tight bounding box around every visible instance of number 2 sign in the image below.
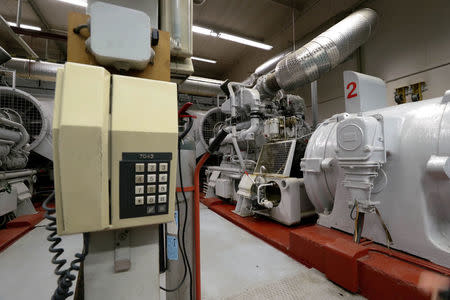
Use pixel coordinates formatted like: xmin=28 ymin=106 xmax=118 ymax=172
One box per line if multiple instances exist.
xmin=346 ymin=81 xmax=358 ymax=99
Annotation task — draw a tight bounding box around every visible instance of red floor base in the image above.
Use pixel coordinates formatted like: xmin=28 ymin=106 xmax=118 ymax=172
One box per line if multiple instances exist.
xmin=201 ymin=197 xmax=450 ymax=300
xmin=0 ymin=206 xmax=45 ymax=252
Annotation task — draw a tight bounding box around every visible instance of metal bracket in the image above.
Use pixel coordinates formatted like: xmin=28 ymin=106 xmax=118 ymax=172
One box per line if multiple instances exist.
xmin=114 ymin=229 xmax=131 ymax=273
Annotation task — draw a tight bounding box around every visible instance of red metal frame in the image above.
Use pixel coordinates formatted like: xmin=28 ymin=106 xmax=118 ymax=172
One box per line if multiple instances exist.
xmin=0 ymin=205 xmax=45 ymax=252
xmin=201 ymin=197 xmax=450 ymax=300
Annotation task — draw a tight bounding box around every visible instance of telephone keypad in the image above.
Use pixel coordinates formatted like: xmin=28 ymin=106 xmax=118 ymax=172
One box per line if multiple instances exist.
xmin=120 ymin=152 xmax=172 ymax=219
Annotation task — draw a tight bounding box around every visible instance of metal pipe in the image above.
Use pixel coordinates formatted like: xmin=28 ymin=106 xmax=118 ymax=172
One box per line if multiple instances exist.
xmin=16 ymin=0 xmax=23 ymax=28
xmin=311 ymin=80 xmax=318 ymax=128
xmin=222 ymin=117 xmax=259 ymax=144
xmin=0 ymin=117 xmax=29 ymax=150
xmin=0 ymin=169 xmax=36 ymax=180
xmin=256 ymin=8 xmax=377 ymax=97
xmin=231 ymin=127 xmax=246 ymax=171
xmin=3 ymin=58 xmax=61 ymax=81
xmin=206 ymin=166 xmax=242 ymax=173
xmin=0 ymin=16 xmax=38 ymax=60
xmin=257 ymin=182 xmax=275 ymax=205
xmin=0 ymin=128 xmax=22 ymax=143
xmin=178 ymin=77 xmax=224 ymax=97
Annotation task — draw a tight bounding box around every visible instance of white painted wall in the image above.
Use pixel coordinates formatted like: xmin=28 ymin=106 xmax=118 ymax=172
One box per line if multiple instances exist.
xmin=302 ymin=0 xmax=450 ymax=122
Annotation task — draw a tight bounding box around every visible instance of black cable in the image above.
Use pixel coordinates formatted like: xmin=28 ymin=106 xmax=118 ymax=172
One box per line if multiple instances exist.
xmin=178 ymin=116 xmax=194 ymax=140
xmin=160 ymin=116 xmax=194 ymax=298
xmin=160 ymin=192 xmax=188 ymax=292
xmin=350 ymin=201 xmax=357 ymax=220
xmin=178 ymin=144 xmax=193 ymax=300
xmin=43 ymin=192 xmax=90 ymax=300
xmin=73 ymin=24 xmax=89 ymax=34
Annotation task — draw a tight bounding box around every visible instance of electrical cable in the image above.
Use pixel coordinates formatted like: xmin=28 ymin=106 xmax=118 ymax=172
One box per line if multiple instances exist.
xmin=178 ymin=144 xmax=193 ymax=300
xmin=160 ymin=117 xmax=194 ymax=299
xmin=160 ymin=191 xmax=188 ymax=292
xmin=42 ymin=192 xmax=89 ymax=300
xmin=73 ymin=24 xmax=89 ymax=34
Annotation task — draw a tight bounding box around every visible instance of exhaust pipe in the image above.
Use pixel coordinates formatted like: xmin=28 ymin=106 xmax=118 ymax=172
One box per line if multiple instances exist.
xmin=256 ymin=8 xmax=378 ymax=97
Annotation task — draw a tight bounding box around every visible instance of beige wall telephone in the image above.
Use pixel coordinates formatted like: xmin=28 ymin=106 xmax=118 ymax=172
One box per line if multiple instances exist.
xmin=53 ymin=62 xmax=178 ymax=234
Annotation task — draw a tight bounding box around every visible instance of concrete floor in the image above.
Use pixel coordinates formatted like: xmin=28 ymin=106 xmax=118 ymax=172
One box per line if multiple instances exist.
xmin=199 ymin=204 xmax=364 ymax=300
xmin=0 ymin=205 xmax=364 ymax=300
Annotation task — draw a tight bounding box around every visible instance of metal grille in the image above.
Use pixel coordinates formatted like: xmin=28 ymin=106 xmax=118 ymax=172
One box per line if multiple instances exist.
xmin=0 ymin=87 xmax=44 ymax=149
xmin=255 ymin=140 xmax=295 ymax=175
xmin=200 ymin=107 xmax=227 ymax=148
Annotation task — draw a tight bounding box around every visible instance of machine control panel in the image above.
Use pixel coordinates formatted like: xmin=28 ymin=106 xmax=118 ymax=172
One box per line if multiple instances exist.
xmin=120 ymin=152 xmax=172 ymax=219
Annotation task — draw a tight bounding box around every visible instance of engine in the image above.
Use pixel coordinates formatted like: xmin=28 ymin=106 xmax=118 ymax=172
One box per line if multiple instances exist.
xmin=0 ymin=86 xmax=50 ymax=226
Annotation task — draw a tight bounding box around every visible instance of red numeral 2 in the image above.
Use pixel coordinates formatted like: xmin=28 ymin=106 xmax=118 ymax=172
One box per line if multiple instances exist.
xmin=346 ymin=82 xmax=358 ymax=99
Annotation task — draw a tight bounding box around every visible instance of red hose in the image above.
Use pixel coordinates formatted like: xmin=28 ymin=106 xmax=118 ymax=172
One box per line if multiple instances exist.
xmin=194 ymin=152 xmax=210 ymax=300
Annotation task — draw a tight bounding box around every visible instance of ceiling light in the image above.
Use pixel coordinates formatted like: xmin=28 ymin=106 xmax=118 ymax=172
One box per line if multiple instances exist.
xmin=7 ymin=22 xmax=41 ymax=31
xmin=57 ymin=0 xmax=87 ymax=7
xmin=191 ymin=56 xmax=217 ymax=64
xmin=192 ymin=26 xmax=218 ymax=37
xmin=218 ymin=32 xmax=272 ymax=50
xmin=192 ymin=25 xmax=272 ymax=50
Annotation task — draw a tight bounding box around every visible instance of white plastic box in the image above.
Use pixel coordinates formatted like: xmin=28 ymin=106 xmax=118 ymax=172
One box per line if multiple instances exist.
xmin=86 ymin=2 xmax=153 ymax=71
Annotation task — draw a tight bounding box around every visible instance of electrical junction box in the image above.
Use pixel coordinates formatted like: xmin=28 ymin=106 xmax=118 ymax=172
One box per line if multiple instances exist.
xmin=86 ymin=2 xmax=153 ymax=71
xmin=53 ymin=62 xmax=178 ymax=235
xmin=343 ymin=71 xmax=387 ymax=113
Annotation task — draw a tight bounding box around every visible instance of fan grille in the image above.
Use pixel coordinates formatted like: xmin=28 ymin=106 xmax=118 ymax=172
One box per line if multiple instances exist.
xmin=0 ymin=87 xmax=45 ymax=150
xmin=201 ymin=107 xmax=227 ymax=148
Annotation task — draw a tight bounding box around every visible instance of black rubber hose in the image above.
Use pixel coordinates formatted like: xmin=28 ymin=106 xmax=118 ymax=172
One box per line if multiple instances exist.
xmin=179 ymin=116 xmax=194 ymax=141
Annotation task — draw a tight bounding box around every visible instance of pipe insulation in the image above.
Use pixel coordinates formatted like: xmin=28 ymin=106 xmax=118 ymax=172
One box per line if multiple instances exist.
xmin=178 ymin=78 xmax=224 ymax=97
xmin=4 ymin=59 xmax=225 ymax=98
xmin=257 ymin=8 xmax=378 ymax=96
xmin=3 ymin=58 xmax=61 ymax=82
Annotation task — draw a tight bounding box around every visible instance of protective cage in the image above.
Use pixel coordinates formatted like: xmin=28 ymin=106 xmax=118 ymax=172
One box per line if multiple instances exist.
xmin=0 ymin=87 xmax=48 ymax=150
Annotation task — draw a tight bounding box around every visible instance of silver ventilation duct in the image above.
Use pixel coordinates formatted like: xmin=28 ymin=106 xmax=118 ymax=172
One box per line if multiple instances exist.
xmin=178 ymin=77 xmax=224 ymax=97
xmin=4 ymin=59 xmax=225 ymax=97
xmin=3 ymin=59 xmax=61 ymax=82
xmin=256 ymin=8 xmax=378 ymax=96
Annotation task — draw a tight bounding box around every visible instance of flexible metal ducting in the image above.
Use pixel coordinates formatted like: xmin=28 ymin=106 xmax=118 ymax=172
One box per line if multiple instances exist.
xmin=256 ymin=8 xmax=378 ymax=96
xmin=3 ymin=59 xmax=61 ymax=82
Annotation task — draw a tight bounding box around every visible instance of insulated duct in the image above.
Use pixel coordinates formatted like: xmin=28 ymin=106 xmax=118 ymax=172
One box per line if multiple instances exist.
xmin=4 ymin=59 xmax=225 ymax=97
xmin=256 ymin=8 xmax=378 ymax=96
xmin=178 ymin=77 xmax=224 ymax=97
xmin=2 ymin=59 xmax=61 ymax=82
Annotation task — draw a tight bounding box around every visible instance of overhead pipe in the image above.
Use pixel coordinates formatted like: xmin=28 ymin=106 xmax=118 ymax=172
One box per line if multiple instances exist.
xmin=255 ymin=8 xmax=378 ymax=97
xmin=4 ymin=59 xmax=224 ymax=98
xmin=3 ymin=58 xmax=61 ymax=81
xmin=242 ymin=49 xmax=291 ymax=85
xmin=0 ymin=16 xmax=39 ymax=60
xmin=16 ymin=0 xmax=23 ymax=28
xmin=178 ymin=77 xmax=224 ymax=97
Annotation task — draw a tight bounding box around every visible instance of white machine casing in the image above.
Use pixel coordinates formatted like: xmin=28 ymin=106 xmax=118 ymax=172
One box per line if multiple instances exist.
xmin=53 ymin=62 xmax=178 ymax=235
xmin=301 ymin=72 xmax=450 ymax=268
xmin=237 ymin=174 xmax=314 ymax=226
